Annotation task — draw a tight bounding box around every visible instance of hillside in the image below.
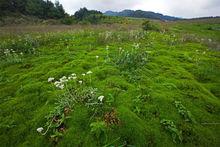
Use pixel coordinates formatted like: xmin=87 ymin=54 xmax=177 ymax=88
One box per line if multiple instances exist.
xmin=104 ymin=9 xmax=180 ymax=21
xmin=0 ymin=18 xmax=220 ymax=146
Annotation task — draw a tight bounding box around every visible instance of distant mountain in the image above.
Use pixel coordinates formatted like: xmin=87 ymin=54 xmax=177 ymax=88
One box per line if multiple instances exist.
xmin=104 ymin=10 xmax=180 ymax=21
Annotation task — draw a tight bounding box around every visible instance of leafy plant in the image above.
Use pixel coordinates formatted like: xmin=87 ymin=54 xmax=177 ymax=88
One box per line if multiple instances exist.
xmin=61 ymin=17 xmax=75 ymax=25
xmin=160 ymin=119 xmax=182 ymax=143
xmin=114 ymin=45 xmax=148 ymax=71
xmin=90 ymin=121 xmax=107 ymax=140
xmin=41 ymin=72 xmax=107 ymax=143
xmin=0 ymin=35 xmax=38 ymax=55
xmin=174 ymin=101 xmax=195 ymax=123
xmin=142 ymin=20 xmax=160 ymax=32
xmin=1 ymin=49 xmax=23 ymax=64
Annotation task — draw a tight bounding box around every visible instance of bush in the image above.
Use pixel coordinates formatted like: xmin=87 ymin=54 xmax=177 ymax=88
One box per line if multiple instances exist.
xmin=74 ymin=7 xmax=103 ymax=24
xmin=114 ymin=44 xmax=148 ymax=71
xmin=0 ymin=35 xmax=38 ymax=55
xmin=85 ymin=14 xmax=103 ymax=24
xmin=61 ymin=17 xmax=75 ymax=25
xmin=142 ymin=20 xmax=160 ymax=31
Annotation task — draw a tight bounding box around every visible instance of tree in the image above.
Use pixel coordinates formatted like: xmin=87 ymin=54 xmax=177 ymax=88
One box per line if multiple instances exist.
xmin=26 ymin=0 xmax=44 ymax=17
xmin=0 ymin=0 xmax=28 ymax=16
xmin=1 ymin=0 xmax=67 ymax=19
xmin=74 ymin=7 xmax=89 ymax=21
xmin=74 ymin=7 xmax=103 ymax=23
xmin=54 ymin=0 xmax=65 ymax=18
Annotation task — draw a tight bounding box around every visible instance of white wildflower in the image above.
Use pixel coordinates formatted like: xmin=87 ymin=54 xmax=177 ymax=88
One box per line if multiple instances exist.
xmin=96 ymin=55 xmax=99 ymax=59
xmin=48 ymin=77 xmax=54 ymax=82
xmin=58 ymin=84 xmax=64 ymax=89
xmin=37 ymin=127 xmax=44 ymax=133
xmin=60 ymin=76 xmax=68 ymax=83
xmin=78 ymin=80 xmax=83 ymax=84
xmin=54 ymin=81 xmax=60 ymax=85
xmin=61 ymin=76 xmax=67 ymax=79
xmin=71 ymin=73 xmax=76 ymax=76
xmin=54 ymin=81 xmax=64 ymax=89
xmin=82 ymin=73 xmax=86 ymax=76
xmin=68 ymin=73 xmax=77 ymax=80
xmin=72 ymin=76 xmax=77 ymax=80
xmin=87 ymin=71 xmax=92 ymax=74
xmin=98 ymin=96 xmax=104 ymax=102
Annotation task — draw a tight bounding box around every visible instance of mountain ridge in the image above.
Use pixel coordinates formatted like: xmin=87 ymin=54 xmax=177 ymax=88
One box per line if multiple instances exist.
xmin=104 ymin=9 xmax=181 ymax=21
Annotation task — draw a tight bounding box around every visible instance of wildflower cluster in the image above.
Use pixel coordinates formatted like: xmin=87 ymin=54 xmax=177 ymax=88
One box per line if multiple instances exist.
xmin=2 ymin=48 xmax=24 ymax=63
xmin=48 ymin=73 xmax=77 ymax=89
xmin=132 ymin=43 xmax=140 ymax=50
xmin=40 ymin=70 xmax=109 ymax=143
xmin=0 ymin=35 xmax=39 ymax=55
xmin=114 ymin=44 xmax=148 ymax=71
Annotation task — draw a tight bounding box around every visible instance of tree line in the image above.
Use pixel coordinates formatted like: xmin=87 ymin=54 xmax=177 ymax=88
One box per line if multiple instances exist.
xmin=0 ymin=0 xmax=106 ymax=24
xmin=0 ymin=0 xmax=66 ymax=19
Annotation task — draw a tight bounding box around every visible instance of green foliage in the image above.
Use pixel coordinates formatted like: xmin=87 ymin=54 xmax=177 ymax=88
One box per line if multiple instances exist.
xmin=0 ymin=19 xmax=220 ymax=146
xmin=90 ymin=121 xmax=107 ymax=140
xmin=42 ymin=72 xmax=107 ymax=142
xmin=0 ymin=35 xmax=38 ymax=55
xmin=174 ymin=101 xmax=195 ymax=123
xmin=74 ymin=7 xmax=103 ymax=24
xmin=1 ymin=49 xmax=23 ymax=64
xmin=85 ymin=14 xmax=103 ymax=24
xmin=114 ymin=44 xmax=148 ymax=71
xmin=61 ymin=17 xmax=75 ymax=25
xmin=1 ymin=0 xmax=66 ymax=19
xmin=142 ymin=20 xmax=160 ymax=31
xmin=160 ymin=119 xmax=182 ymax=143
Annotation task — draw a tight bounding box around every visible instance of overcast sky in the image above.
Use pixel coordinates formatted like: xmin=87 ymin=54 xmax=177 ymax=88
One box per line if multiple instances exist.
xmin=52 ymin=0 xmax=220 ymax=18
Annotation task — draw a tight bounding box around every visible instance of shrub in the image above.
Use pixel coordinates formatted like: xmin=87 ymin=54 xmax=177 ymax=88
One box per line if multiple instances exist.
xmin=40 ymin=72 xmax=107 ymax=143
xmin=61 ymin=17 xmax=75 ymax=25
xmin=142 ymin=20 xmax=160 ymax=31
xmin=0 ymin=35 xmax=38 ymax=55
xmin=114 ymin=44 xmax=148 ymax=71
xmin=1 ymin=49 xmax=23 ymax=64
xmin=85 ymin=14 xmax=103 ymax=24
xmin=74 ymin=7 xmax=103 ymax=24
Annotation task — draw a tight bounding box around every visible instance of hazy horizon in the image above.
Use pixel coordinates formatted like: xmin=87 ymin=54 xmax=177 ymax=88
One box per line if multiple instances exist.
xmin=51 ymin=0 xmax=220 ymax=18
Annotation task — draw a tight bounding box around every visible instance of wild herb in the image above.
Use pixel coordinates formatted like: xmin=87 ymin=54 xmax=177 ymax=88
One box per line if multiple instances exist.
xmin=174 ymin=101 xmax=195 ymax=123
xmin=160 ymin=119 xmax=182 ymax=143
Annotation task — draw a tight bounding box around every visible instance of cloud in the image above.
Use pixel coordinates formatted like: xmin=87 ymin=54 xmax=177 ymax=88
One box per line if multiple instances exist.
xmin=52 ymin=0 xmax=220 ymax=18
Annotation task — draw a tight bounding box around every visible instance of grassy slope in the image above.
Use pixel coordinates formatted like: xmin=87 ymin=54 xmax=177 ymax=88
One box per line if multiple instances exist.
xmin=0 ymin=19 xmax=220 ymax=146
